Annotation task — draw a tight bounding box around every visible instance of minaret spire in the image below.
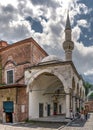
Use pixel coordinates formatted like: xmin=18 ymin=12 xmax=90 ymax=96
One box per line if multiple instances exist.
xmin=63 ymin=11 xmax=74 ymax=61
xmin=65 ymin=11 xmax=71 ymax=30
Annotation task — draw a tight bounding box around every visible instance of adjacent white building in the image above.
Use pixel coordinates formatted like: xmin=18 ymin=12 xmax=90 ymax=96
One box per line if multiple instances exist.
xmin=25 ymin=13 xmax=85 ymax=119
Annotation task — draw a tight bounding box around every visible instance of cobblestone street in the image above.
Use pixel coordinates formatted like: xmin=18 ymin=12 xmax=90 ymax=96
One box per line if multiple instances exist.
xmin=0 ymin=113 xmax=93 ymax=130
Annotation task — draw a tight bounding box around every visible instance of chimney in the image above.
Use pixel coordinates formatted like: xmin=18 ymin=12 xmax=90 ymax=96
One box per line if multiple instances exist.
xmin=0 ymin=40 xmax=8 ymax=49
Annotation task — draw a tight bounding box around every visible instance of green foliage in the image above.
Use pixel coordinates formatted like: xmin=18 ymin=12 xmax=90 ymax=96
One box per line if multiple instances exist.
xmin=76 ymin=107 xmax=80 ymax=112
xmin=84 ymin=81 xmax=93 ymax=96
xmin=88 ymin=92 xmax=93 ymax=100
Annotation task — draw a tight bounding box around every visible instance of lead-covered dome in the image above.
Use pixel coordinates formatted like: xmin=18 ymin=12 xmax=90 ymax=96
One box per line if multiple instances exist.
xmin=40 ymin=55 xmax=63 ymax=63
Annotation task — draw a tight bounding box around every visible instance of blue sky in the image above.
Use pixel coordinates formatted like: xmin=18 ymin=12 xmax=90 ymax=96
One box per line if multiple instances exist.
xmin=0 ymin=0 xmax=93 ymax=84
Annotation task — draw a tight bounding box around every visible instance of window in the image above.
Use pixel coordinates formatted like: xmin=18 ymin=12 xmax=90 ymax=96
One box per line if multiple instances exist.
xmin=6 ymin=70 xmax=14 ymax=84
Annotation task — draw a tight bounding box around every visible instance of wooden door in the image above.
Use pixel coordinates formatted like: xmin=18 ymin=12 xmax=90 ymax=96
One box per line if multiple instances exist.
xmin=39 ymin=103 xmax=43 ymax=117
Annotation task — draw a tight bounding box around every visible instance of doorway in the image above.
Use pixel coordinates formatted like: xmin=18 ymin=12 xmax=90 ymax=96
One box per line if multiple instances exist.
xmin=3 ymin=101 xmax=14 ymax=123
xmin=53 ymin=103 xmax=58 ymax=115
xmin=47 ymin=104 xmax=50 ymax=116
xmin=39 ymin=103 xmax=43 ymax=117
xmin=6 ymin=112 xmax=13 ymax=123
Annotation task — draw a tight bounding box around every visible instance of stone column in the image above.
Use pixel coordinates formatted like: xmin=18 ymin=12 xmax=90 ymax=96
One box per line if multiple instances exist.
xmin=75 ymin=97 xmax=77 ymax=110
xmin=82 ymin=99 xmax=84 ymax=108
xmin=80 ymin=99 xmax=83 ymax=111
xmin=65 ymin=93 xmax=70 ymax=118
xmin=70 ymin=94 xmax=72 ymax=109
xmin=72 ymin=96 xmax=76 ymax=115
xmin=79 ymin=99 xmax=81 ymax=110
xmin=77 ymin=98 xmax=79 ymax=109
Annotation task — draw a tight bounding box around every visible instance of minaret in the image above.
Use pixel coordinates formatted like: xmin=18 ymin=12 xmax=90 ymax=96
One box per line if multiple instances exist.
xmin=63 ymin=12 xmax=74 ymax=61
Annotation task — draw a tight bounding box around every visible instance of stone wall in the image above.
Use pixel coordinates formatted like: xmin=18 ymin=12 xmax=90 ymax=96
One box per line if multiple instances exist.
xmin=0 ymin=88 xmax=16 ymax=122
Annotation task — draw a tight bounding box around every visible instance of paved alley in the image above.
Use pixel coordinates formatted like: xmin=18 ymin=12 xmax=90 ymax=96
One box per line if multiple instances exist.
xmin=60 ymin=113 xmax=93 ymax=130
xmin=0 ymin=113 xmax=93 ymax=130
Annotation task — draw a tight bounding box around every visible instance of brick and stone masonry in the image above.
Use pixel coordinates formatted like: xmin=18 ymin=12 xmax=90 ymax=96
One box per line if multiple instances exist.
xmin=0 ymin=38 xmax=48 ymax=122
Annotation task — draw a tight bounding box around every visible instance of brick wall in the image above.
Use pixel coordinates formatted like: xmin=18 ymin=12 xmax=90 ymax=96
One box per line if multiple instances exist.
xmin=0 ymin=38 xmax=48 ymax=122
xmin=0 ymin=38 xmax=48 ymax=84
xmin=17 ymin=87 xmax=28 ymax=121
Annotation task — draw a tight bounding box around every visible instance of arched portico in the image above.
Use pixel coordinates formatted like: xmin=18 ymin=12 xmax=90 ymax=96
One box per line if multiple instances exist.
xmin=27 ymin=69 xmax=68 ymax=92
xmin=26 ymin=69 xmax=71 ymax=119
xmin=25 ymin=57 xmax=85 ymax=120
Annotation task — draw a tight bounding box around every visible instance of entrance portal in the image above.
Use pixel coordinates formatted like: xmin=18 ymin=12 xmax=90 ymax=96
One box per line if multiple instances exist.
xmin=6 ymin=112 xmax=13 ymax=123
xmin=3 ymin=101 xmax=14 ymax=123
xmin=53 ymin=103 xmax=58 ymax=115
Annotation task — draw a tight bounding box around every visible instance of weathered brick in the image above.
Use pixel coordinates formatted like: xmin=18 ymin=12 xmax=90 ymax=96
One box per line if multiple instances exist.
xmin=0 ymin=38 xmax=48 ymax=122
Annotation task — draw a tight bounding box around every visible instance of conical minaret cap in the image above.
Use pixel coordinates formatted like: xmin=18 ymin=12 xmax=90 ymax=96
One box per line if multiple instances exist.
xmin=65 ymin=11 xmax=71 ymax=30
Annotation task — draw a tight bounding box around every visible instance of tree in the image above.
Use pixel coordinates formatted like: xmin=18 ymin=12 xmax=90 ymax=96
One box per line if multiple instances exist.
xmin=88 ymin=93 xmax=93 ymax=100
xmin=84 ymin=81 xmax=93 ymax=96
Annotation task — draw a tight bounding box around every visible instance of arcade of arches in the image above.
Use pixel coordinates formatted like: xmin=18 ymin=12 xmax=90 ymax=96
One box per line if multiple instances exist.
xmin=25 ymin=61 xmax=85 ymax=119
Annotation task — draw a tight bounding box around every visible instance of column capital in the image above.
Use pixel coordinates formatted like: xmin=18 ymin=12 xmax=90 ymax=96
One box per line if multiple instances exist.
xmin=64 ymin=88 xmax=70 ymax=94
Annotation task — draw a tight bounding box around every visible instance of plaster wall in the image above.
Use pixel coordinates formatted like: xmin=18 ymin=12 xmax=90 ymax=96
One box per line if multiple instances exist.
xmin=29 ymin=84 xmax=65 ymax=119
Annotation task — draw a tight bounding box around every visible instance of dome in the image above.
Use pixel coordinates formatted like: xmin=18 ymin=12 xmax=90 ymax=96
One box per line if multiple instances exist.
xmin=40 ymin=55 xmax=63 ymax=63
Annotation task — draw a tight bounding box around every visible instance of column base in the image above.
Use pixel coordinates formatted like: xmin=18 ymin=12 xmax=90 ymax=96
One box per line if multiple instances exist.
xmin=65 ymin=117 xmax=71 ymax=119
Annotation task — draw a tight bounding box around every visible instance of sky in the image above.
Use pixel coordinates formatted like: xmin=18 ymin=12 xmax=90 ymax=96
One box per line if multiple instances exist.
xmin=0 ymin=0 xmax=93 ymax=84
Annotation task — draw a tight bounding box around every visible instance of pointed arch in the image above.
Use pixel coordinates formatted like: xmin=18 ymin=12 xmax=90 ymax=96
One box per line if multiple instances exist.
xmin=27 ymin=69 xmax=69 ymax=93
xmin=3 ymin=60 xmax=17 ymax=69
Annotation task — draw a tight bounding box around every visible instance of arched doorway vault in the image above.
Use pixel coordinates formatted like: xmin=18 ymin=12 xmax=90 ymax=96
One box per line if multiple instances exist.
xmin=27 ymin=69 xmax=70 ymax=119
xmin=27 ymin=69 xmax=69 ymax=93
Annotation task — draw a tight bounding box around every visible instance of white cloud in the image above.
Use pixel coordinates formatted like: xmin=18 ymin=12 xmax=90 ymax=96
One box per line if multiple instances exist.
xmin=77 ymin=19 xmax=89 ymax=28
xmin=0 ymin=0 xmax=93 ymax=83
xmin=75 ymin=41 xmax=93 ymax=57
xmin=0 ymin=0 xmax=18 ymax=7
xmin=84 ymin=69 xmax=93 ymax=76
xmin=72 ymin=25 xmax=81 ymax=41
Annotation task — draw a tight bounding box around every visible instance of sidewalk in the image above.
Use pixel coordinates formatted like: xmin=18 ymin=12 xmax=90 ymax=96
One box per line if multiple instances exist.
xmin=0 ymin=121 xmax=65 ymax=130
xmin=0 ymin=115 xmax=69 ymax=130
xmin=0 ymin=113 xmax=93 ymax=130
xmin=60 ymin=113 xmax=93 ymax=130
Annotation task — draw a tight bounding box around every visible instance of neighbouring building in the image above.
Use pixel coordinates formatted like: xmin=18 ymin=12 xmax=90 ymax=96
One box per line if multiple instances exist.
xmin=25 ymin=13 xmax=85 ymax=119
xmin=0 ymin=38 xmax=48 ymax=123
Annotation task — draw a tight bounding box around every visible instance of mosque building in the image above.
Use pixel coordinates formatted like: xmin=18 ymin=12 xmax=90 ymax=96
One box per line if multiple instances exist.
xmin=25 ymin=13 xmax=85 ymax=119
xmin=0 ymin=12 xmax=85 ymax=123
